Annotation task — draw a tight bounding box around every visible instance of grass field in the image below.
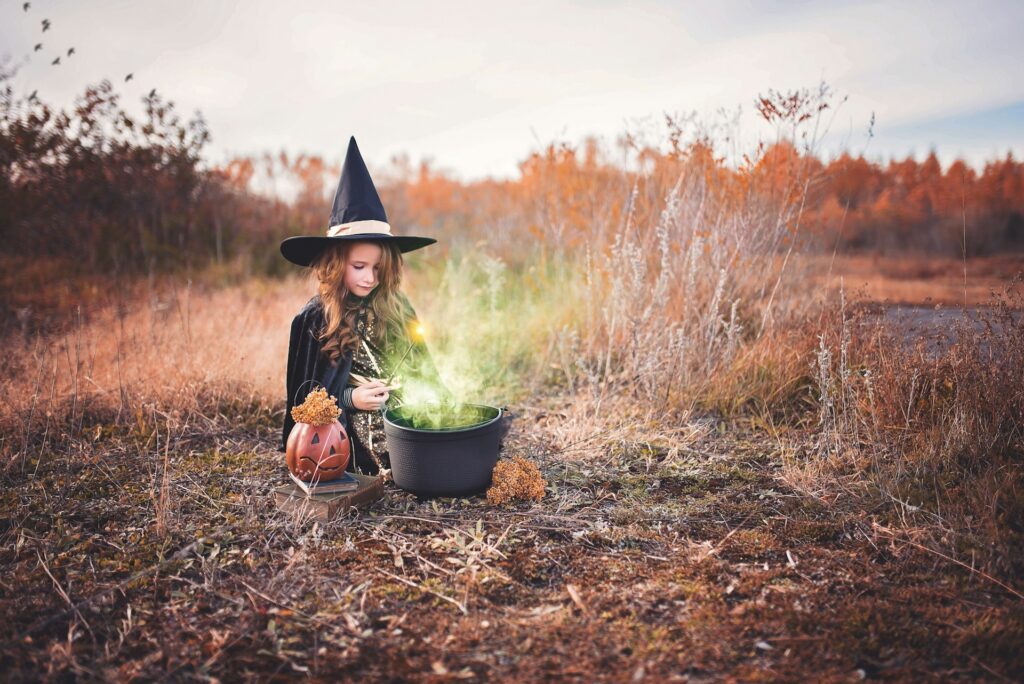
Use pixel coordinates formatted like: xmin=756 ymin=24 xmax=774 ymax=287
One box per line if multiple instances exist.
xmin=2 ymin=252 xmax=1022 ymax=680
xmin=5 ymin=395 xmax=1019 ymax=680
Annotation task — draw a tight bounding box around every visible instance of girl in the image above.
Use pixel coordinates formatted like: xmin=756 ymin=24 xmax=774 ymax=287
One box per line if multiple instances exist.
xmin=279 ymin=137 xmax=445 ymax=474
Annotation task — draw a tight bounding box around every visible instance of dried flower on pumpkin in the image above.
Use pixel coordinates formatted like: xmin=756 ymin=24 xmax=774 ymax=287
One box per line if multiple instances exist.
xmin=486 ymin=456 xmax=546 ymax=505
xmin=291 ymin=387 xmax=341 ymax=426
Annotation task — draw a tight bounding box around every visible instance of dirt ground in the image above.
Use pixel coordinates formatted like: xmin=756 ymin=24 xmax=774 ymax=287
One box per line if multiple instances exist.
xmin=2 ymin=399 xmax=1021 ymax=682
xmin=803 ymin=253 xmax=1024 ymax=307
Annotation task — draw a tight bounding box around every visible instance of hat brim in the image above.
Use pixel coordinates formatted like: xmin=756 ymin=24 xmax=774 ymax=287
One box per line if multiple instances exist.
xmin=280 ymin=234 xmax=438 ymax=267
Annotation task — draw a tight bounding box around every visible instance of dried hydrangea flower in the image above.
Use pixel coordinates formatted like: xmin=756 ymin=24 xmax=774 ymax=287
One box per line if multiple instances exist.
xmin=290 ymin=387 xmax=341 ymax=426
xmin=487 ymin=456 xmax=546 ymax=505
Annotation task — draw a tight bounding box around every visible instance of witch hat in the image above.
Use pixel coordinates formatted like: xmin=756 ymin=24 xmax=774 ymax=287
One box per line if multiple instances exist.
xmin=280 ymin=136 xmax=436 ymax=266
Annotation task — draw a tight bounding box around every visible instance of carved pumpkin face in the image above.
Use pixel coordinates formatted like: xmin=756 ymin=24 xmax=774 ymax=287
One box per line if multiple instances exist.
xmin=286 ymin=420 xmax=350 ymax=482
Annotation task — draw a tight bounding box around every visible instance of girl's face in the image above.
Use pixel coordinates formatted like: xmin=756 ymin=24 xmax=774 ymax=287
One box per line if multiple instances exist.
xmin=343 ymin=241 xmax=384 ymax=297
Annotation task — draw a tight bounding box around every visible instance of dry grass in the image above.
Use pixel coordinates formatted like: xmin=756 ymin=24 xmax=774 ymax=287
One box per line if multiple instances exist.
xmin=804 ymin=280 xmax=1024 ymax=577
xmin=3 ymin=94 xmax=1023 ymax=676
xmin=4 ymin=175 xmax=1021 ymax=589
xmin=0 ymin=276 xmax=315 ymax=464
xmin=3 ymin=395 xmax=1020 ymax=680
xmin=2 ymin=246 xmax=1023 ymax=679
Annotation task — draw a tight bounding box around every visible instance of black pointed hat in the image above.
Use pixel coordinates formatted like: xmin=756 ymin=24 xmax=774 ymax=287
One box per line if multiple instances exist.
xmin=280 ymin=136 xmax=436 ymax=266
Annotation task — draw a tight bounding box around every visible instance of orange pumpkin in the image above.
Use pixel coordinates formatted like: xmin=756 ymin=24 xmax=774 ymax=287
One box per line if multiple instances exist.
xmin=286 ymin=420 xmax=350 ymax=482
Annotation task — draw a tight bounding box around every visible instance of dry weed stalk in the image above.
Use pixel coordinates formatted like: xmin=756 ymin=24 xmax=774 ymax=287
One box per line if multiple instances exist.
xmin=536 ymin=94 xmax=837 ymax=422
xmin=151 ymin=421 xmax=174 ymax=540
xmin=809 ymin=283 xmax=1024 ymax=575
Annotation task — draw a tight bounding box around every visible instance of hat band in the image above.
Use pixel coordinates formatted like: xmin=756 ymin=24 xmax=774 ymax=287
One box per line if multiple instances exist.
xmin=327 ymin=220 xmax=392 ymax=237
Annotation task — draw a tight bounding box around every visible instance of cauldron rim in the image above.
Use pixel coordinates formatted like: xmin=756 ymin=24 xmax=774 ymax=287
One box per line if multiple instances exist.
xmin=383 ymin=402 xmax=502 ymax=435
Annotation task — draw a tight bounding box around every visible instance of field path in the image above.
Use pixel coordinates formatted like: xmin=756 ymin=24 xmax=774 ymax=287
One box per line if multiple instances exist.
xmin=865 ymin=304 xmax=1023 ymax=356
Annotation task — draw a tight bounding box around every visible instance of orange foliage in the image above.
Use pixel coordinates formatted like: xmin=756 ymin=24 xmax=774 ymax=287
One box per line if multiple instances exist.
xmin=367 ymin=141 xmax=1024 ymax=260
xmin=5 ymin=77 xmax=1022 ymax=296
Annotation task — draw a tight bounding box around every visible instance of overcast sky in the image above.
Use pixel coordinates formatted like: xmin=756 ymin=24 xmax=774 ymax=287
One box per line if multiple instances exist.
xmin=3 ymin=0 xmax=1022 ymax=181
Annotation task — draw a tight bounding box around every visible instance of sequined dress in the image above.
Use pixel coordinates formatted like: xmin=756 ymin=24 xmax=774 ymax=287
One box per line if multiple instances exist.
xmin=348 ymin=303 xmax=395 ymax=470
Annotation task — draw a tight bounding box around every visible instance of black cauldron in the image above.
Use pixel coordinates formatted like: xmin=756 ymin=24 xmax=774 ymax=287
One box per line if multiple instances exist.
xmin=383 ymin=403 xmax=506 ymax=497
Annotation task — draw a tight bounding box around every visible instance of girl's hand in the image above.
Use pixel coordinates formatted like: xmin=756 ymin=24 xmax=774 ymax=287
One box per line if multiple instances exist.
xmin=352 ymin=381 xmax=393 ymax=411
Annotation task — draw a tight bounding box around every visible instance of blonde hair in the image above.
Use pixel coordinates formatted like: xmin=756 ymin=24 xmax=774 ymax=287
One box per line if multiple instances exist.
xmin=312 ymin=240 xmax=407 ymax=362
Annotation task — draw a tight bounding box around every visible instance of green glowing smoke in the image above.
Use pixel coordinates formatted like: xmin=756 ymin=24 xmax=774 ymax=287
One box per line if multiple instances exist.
xmin=386 ymin=403 xmax=499 ymax=431
xmin=386 ymin=248 xmax=586 ymax=418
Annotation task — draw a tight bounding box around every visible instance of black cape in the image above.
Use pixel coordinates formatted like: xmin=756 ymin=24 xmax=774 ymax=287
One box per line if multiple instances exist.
xmin=281 ymin=293 xmax=445 ymax=475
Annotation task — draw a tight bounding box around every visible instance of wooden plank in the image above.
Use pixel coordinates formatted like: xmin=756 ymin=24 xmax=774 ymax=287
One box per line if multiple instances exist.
xmin=274 ymin=472 xmax=384 ymax=522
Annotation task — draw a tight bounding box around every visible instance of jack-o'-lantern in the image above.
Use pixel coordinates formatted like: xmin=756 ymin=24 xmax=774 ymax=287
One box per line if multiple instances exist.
xmin=286 ymin=420 xmax=350 ymax=481
xmin=287 ymin=387 xmax=350 ymax=482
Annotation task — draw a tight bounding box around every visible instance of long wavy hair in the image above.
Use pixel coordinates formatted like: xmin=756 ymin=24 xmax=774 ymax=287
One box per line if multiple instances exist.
xmin=312 ymin=240 xmax=407 ymax=363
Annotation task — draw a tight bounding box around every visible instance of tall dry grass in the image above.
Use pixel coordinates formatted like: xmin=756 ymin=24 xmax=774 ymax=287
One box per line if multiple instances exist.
xmin=0 ymin=277 xmax=312 ymax=463
xmin=1 ymin=86 xmax=834 ymax=472
xmin=809 ymin=283 xmax=1024 ymax=575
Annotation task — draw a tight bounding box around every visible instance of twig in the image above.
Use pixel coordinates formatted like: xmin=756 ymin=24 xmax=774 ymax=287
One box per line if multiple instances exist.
xmin=966 ymin=653 xmax=1014 ymax=683
xmin=699 ymin=512 xmax=755 ymax=561
xmin=37 ymin=550 xmax=93 ymax=634
xmin=234 ymin=577 xmax=338 ymax=630
xmin=361 ymin=339 xmax=384 ymax=376
xmin=872 ymin=523 xmax=1024 ymax=601
xmin=376 ymin=568 xmax=468 ymax=615
xmin=566 ymin=584 xmax=589 ymax=615
xmin=386 ymin=340 xmax=417 ymax=384
xmin=13 ymin=539 xmax=202 ymax=644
